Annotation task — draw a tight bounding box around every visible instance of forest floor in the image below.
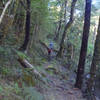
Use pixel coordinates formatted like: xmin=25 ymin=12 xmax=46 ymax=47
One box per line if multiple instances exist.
xmin=0 ymin=53 xmax=100 ymax=100
xmin=41 ymin=62 xmax=86 ymax=100
xmin=0 ymin=61 xmax=86 ymax=100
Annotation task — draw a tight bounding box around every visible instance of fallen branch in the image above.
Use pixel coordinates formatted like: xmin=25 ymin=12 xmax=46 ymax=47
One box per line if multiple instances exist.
xmin=0 ymin=0 xmax=12 ymax=24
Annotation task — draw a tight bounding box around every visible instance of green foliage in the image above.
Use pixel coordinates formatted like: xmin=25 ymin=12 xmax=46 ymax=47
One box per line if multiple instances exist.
xmin=0 ymin=0 xmax=100 ymax=99
xmin=87 ymin=43 xmax=94 ymax=55
xmin=0 ymin=85 xmax=3 ymax=93
xmin=14 ymin=83 xmax=21 ymax=94
xmin=30 ymin=0 xmax=49 ymax=40
xmin=17 ymin=51 xmax=27 ymax=59
xmin=0 ymin=82 xmax=21 ymax=98
xmin=23 ymin=87 xmax=44 ymax=100
xmin=0 ymin=47 xmax=5 ymax=53
xmin=0 ymin=67 xmax=11 ymax=76
xmin=16 ymin=51 xmax=30 ymax=61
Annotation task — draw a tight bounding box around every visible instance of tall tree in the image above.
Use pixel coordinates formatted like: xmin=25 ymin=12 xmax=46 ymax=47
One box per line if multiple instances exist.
xmin=27 ymin=0 xmax=49 ymax=52
xmin=92 ymin=26 xmax=96 ymax=44
xmin=13 ymin=1 xmax=26 ymax=38
xmin=54 ymin=0 xmax=68 ymax=41
xmin=20 ymin=0 xmax=30 ymax=51
xmin=87 ymin=17 xmax=100 ymax=99
xmin=57 ymin=0 xmax=77 ymax=57
xmin=64 ymin=0 xmax=67 ymax=24
xmin=75 ymin=0 xmax=92 ymax=89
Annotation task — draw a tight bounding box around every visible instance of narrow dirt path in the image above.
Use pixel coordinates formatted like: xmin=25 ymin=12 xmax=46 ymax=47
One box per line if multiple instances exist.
xmin=42 ymin=62 xmax=86 ymax=100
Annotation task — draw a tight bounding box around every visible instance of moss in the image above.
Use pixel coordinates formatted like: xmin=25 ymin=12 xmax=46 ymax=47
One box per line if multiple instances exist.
xmin=16 ymin=51 xmax=30 ymax=60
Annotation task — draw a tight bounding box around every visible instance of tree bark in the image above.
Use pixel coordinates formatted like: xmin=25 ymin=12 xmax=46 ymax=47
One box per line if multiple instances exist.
xmin=92 ymin=26 xmax=96 ymax=44
xmin=13 ymin=2 xmax=26 ymax=38
xmin=54 ymin=3 xmax=64 ymax=41
xmin=0 ymin=0 xmax=19 ymax=44
xmin=75 ymin=0 xmax=92 ymax=89
xmin=54 ymin=19 xmax=62 ymax=41
xmin=87 ymin=17 xmax=100 ymax=99
xmin=57 ymin=0 xmax=77 ymax=57
xmin=64 ymin=0 xmax=67 ymax=24
xmin=20 ymin=0 xmax=30 ymax=51
xmin=54 ymin=0 xmax=68 ymax=41
xmin=0 ymin=0 xmax=12 ymax=24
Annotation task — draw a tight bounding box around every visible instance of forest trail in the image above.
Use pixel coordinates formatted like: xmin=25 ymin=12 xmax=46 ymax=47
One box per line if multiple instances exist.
xmin=42 ymin=62 xmax=86 ymax=100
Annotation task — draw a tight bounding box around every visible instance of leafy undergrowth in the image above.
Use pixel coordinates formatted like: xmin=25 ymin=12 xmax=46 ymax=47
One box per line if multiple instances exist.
xmin=0 ymin=47 xmax=86 ymax=100
xmin=0 ymin=77 xmax=45 ymax=100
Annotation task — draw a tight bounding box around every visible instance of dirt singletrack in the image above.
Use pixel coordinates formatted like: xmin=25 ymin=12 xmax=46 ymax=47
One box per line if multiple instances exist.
xmin=42 ymin=62 xmax=86 ymax=100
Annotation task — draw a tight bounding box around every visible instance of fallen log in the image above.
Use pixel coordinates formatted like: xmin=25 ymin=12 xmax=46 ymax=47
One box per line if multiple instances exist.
xmin=12 ymin=49 xmax=47 ymax=84
xmin=18 ymin=58 xmax=42 ymax=77
xmin=17 ymin=57 xmax=48 ymax=85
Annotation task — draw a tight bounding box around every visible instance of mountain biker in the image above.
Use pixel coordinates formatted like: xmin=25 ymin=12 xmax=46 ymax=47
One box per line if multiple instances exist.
xmin=48 ymin=42 xmax=53 ymax=56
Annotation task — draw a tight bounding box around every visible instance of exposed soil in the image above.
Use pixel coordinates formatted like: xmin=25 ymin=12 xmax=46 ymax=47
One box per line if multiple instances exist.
xmin=42 ymin=62 xmax=86 ymax=100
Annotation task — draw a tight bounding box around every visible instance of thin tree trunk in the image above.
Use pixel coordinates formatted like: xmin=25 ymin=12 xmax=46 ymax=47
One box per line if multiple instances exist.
xmin=71 ymin=45 xmax=74 ymax=60
xmin=0 ymin=0 xmax=4 ymax=13
xmin=75 ymin=0 xmax=92 ymax=89
xmin=0 ymin=0 xmax=12 ymax=24
xmin=20 ymin=0 xmax=30 ymax=51
xmin=92 ymin=26 xmax=96 ymax=44
xmin=13 ymin=2 xmax=26 ymax=38
xmin=29 ymin=24 xmax=38 ymax=49
xmin=54 ymin=0 xmax=68 ymax=41
xmin=54 ymin=3 xmax=64 ymax=41
xmin=87 ymin=17 xmax=100 ymax=100
xmin=0 ymin=0 xmax=19 ymax=44
xmin=64 ymin=0 xmax=67 ymax=24
xmin=54 ymin=20 xmax=62 ymax=41
xmin=57 ymin=0 xmax=77 ymax=57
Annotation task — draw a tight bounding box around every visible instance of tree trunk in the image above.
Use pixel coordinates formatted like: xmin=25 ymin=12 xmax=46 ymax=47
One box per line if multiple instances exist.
xmin=0 ymin=0 xmax=4 ymax=14
xmin=13 ymin=2 xmax=26 ymax=38
xmin=54 ymin=3 xmax=64 ymax=41
xmin=87 ymin=17 xmax=100 ymax=99
xmin=0 ymin=0 xmax=12 ymax=24
xmin=64 ymin=0 xmax=67 ymax=24
xmin=75 ymin=0 xmax=92 ymax=89
xmin=54 ymin=0 xmax=68 ymax=41
xmin=28 ymin=24 xmax=38 ymax=50
xmin=92 ymin=26 xmax=96 ymax=44
xmin=20 ymin=0 xmax=30 ymax=51
xmin=66 ymin=43 xmax=74 ymax=69
xmin=0 ymin=0 xmax=19 ymax=44
xmin=57 ymin=0 xmax=77 ymax=57
xmin=54 ymin=20 xmax=62 ymax=41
